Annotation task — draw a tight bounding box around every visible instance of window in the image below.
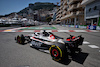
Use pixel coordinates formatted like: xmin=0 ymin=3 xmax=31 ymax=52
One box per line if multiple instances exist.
xmin=94 ymin=6 xmax=97 ymax=10
xmin=89 ymin=8 xmax=91 ymax=12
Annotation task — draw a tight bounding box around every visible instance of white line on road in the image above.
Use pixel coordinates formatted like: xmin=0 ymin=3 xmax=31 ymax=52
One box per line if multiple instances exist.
xmin=83 ymin=41 xmax=90 ymax=44
xmin=90 ymin=30 xmax=99 ymax=32
xmin=22 ymin=30 xmax=34 ymax=32
xmin=74 ymin=30 xmax=87 ymax=32
xmin=88 ymin=45 xmax=99 ymax=48
xmin=58 ymin=30 xmax=69 ymax=32
xmin=45 ymin=30 xmax=52 ymax=32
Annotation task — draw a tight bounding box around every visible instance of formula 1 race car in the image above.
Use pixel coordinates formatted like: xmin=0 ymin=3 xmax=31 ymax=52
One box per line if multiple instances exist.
xmin=15 ymin=30 xmax=84 ymax=61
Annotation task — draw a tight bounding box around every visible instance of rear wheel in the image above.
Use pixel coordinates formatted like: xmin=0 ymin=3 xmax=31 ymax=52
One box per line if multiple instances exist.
xmin=16 ymin=34 xmax=25 ymax=44
xmin=17 ymin=35 xmax=22 ymax=44
xmin=49 ymin=43 xmax=67 ymax=61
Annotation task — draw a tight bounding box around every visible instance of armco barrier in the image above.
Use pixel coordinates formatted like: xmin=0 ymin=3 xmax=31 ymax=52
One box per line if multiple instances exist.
xmin=75 ymin=25 xmax=79 ymax=28
xmin=66 ymin=25 xmax=68 ymax=27
xmin=68 ymin=25 xmax=70 ymax=27
xmin=79 ymin=25 xmax=87 ymax=29
xmin=70 ymin=25 xmax=74 ymax=27
xmin=62 ymin=25 xmax=99 ymax=30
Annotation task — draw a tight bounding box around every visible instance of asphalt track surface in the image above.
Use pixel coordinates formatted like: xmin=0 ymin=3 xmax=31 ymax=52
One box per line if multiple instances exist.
xmin=0 ymin=25 xmax=100 ymax=67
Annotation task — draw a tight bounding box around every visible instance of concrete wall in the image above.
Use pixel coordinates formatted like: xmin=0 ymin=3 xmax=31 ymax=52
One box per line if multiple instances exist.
xmin=86 ymin=0 xmax=100 ymax=18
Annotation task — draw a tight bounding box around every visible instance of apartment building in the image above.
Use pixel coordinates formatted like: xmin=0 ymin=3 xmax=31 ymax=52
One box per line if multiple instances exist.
xmin=81 ymin=0 xmax=100 ymax=26
xmin=56 ymin=7 xmax=61 ymax=24
xmin=56 ymin=0 xmax=85 ymax=25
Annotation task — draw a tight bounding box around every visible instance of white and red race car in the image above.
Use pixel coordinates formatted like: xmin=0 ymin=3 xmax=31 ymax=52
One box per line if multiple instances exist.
xmin=15 ymin=30 xmax=84 ymax=61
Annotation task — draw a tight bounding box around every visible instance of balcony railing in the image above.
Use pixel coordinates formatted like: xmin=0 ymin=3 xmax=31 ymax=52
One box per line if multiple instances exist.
xmin=60 ymin=6 xmax=63 ymax=10
xmin=81 ymin=0 xmax=95 ymax=6
xmin=63 ymin=5 xmax=68 ymax=10
xmin=63 ymin=11 xmax=66 ymax=15
xmin=63 ymin=0 xmax=67 ymax=5
xmin=76 ymin=11 xmax=84 ymax=15
xmin=61 ymin=12 xmax=76 ymax=20
xmin=77 ymin=3 xmax=82 ymax=8
xmin=68 ymin=0 xmax=80 ymax=5
xmin=68 ymin=4 xmax=77 ymax=11
xmin=61 ymin=1 xmax=63 ymax=5
xmin=71 ymin=12 xmax=76 ymax=15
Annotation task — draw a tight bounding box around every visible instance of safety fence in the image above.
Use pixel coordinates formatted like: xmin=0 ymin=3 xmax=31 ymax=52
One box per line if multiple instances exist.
xmin=62 ymin=25 xmax=100 ymax=30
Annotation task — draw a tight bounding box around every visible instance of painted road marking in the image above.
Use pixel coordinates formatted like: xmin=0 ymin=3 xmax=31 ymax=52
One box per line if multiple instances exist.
xmin=90 ymin=30 xmax=99 ymax=32
xmin=69 ymin=30 xmax=75 ymax=32
xmin=45 ymin=30 xmax=52 ymax=32
xmin=3 ymin=30 xmax=12 ymax=32
xmin=74 ymin=30 xmax=87 ymax=32
xmin=88 ymin=45 xmax=99 ymax=48
xmin=20 ymin=27 xmax=57 ymax=30
xmin=83 ymin=41 xmax=90 ymax=44
xmin=0 ymin=29 xmax=99 ymax=32
xmin=58 ymin=30 xmax=69 ymax=32
xmin=22 ymin=30 xmax=34 ymax=32
xmin=52 ymin=30 xmax=58 ymax=32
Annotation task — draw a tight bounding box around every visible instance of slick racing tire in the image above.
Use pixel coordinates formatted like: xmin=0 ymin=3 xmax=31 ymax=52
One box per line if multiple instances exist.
xmin=16 ymin=34 xmax=25 ymax=44
xmin=49 ymin=43 xmax=66 ymax=61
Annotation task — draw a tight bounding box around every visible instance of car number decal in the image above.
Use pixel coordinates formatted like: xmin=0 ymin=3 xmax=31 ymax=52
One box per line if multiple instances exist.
xmin=31 ymin=41 xmax=42 ymax=47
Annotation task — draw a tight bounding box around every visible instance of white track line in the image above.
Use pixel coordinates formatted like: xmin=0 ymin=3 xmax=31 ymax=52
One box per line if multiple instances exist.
xmin=83 ymin=41 xmax=90 ymax=44
xmin=90 ymin=30 xmax=99 ymax=32
xmin=45 ymin=30 xmax=52 ymax=32
xmin=22 ymin=30 xmax=34 ymax=32
xmin=88 ymin=45 xmax=99 ymax=48
xmin=74 ymin=30 xmax=87 ymax=32
xmin=58 ymin=30 xmax=69 ymax=32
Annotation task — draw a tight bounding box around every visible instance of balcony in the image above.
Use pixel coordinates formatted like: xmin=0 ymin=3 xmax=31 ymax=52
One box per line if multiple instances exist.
xmin=61 ymin=1 xmax=63 ymax=5
xmin=77 ymin=3 xmax=82 ymax=8
xmin=56 ymin=18 xmax=61 ymax=21
xmin=71 ymin=12 xmax=76 ymax=16
xmin=60 ymin=6 xmax=63 ymax=10
xmin=61 ymin=12 xmax=72 ymax=20
xmin=61 ymin=12 xmax=76 ymax=20
xmin=68 ymin=4 xmax=77 ymax=11
xmin=63 ymin=5 xmax=68 ymax=10
xmin=60 ymin=9 xmax=63 ymax=13
xmin=81 ymin=0 xmax=95 ymax=6
xmin=63 ymin=0 xmax=67 ymax=5
xmin=68 ymin=0 xmax=80 ymax=5
xmin=76 ymin=11 xmax=84 ymax=15
xmin=63 ymin=11 xmax=66 ymax=15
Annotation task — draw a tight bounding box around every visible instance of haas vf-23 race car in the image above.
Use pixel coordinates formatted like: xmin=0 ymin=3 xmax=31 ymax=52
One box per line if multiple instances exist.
xmin=15 ymin=30 xmax=84 ymax=61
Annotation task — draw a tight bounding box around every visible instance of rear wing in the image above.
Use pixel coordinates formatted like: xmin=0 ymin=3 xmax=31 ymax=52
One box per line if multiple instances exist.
xmin=65 ymin=35 xmax=84 ymax=45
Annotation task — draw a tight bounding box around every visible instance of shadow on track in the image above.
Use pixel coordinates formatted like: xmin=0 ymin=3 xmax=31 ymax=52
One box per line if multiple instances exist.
xmin=55 ymin=52 xmax=89 ymax=65
xmin=71 ymin=52 xmax=89 ymax=64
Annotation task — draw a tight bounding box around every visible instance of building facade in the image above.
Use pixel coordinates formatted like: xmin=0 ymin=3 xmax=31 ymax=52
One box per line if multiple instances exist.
xmin=56 ymin=7 xmax=61 ymax=24
xmin=56 ymin=0 xmax=85 ymax=25
xmin=81 ymin=0 xmax=100 ymax=26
